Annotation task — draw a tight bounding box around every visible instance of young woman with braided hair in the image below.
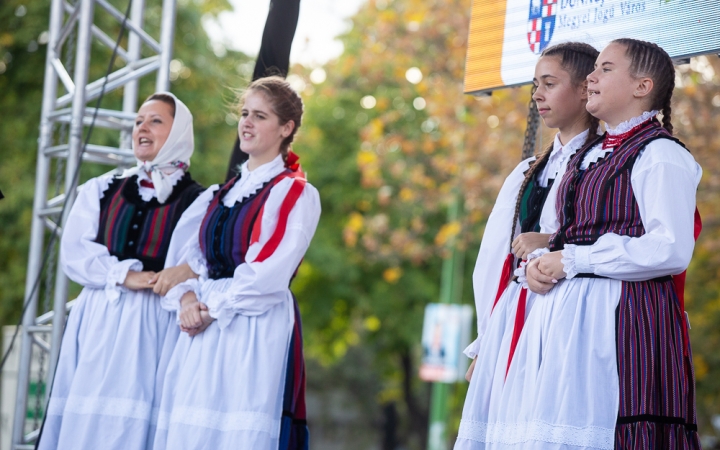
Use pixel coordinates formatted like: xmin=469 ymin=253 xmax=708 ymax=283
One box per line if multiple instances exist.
xmin=516 ymin=39 xmax=702 ymax=448
xmin=153 ymin=77 xmax=319 ymax=450
xmin=455 ymin=42 xmax=601 ymax=450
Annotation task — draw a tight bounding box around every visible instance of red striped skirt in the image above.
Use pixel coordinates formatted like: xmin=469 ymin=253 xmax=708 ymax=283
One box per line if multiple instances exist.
xmin=615 ymin=279 xmax=700 ymax=449
xmin=279 ymin=296 xmax=309 ymax=450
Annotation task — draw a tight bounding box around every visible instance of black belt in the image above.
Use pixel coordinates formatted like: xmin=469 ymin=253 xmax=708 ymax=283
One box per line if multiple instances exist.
xmin=574 ymin=273 xmax=673 ymax=283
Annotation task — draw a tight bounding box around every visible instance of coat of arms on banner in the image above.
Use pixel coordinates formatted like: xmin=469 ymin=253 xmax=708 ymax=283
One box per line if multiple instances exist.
xmin=527 ymin=0 xmax=556 ymax=54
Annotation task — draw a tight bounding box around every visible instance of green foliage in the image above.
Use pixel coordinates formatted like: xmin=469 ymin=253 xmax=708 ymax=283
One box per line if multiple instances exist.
xmin=0 ymin=0 xmax=52 ymax=326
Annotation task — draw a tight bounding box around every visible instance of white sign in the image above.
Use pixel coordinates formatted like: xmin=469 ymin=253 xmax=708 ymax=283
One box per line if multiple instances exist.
xmin=465 ymin=0 xmax=720 ymax=93
xmin=419 ymin=303 xmax=474 ymax=383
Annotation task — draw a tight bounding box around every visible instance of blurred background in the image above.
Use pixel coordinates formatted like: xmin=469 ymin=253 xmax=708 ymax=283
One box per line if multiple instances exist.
xmin=1 ymin=0 xmax=720 ymax=448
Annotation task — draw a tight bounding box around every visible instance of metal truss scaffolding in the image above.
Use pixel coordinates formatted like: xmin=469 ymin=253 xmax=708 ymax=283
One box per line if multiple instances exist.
xmin=11 ymin=0 xmax=177 ymax=447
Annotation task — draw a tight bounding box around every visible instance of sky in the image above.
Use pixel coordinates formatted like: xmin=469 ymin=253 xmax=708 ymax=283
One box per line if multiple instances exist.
xmin=203 ymin=0 xmax=367 ymax=67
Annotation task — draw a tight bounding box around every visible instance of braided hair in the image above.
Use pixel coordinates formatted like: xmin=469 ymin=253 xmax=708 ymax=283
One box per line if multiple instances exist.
xmin=611 ymin=38 xmax=675 ymax=134
xmin=509 ymin=42 xmax=600 ymax=243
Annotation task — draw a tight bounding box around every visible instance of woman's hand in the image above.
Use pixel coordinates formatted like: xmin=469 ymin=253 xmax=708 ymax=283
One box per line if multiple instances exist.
xmin=122 ymin=271 xmax=157 ymax=290
xmin=149 ymin=263 xmax=198 ymax=296
xmin=465 ymin=356 xmax=478 ymax=382
xmin=179 ymin=291 xmax=203 ymax=329
xmin=179 ymin=292 xmax=215 ymax=336
xmin=184 ymin=309 xmax=214 ymax=337
xmin=511 ymin=232 xmax=551 ymax=260
xmin=526 ymin=259 xmax=556 ymax=294
xmin=536 ymin=251 xmax=567 ymax=281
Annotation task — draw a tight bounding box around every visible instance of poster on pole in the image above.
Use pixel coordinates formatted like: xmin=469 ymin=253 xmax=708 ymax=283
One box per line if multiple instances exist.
xmin=419 ymin=303 xmax=474 ymax=383
xmin=465 ymin=0 xmax=720 ymax=94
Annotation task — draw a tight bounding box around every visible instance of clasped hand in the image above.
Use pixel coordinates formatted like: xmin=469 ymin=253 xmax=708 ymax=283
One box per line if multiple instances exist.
xmin=122 ymin=264 xmax=198 ymax=294
xmin=179 ymin=291 xmax=214 ymax=337
xmin=511 ymin=232 xmax=551 ymax=260
xmin=123 ymin=270 xmax=156 ymax=290
xmin=149 ymin=263 xmax=198 ymax=296
xmin=526 ymin=251 xmax=566 ymax=294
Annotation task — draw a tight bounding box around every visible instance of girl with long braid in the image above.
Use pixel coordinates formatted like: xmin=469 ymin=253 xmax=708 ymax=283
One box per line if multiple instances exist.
xmin=455 ymin=42 xmax=601 ymax=450
xmin=517 ymin=39 xmax=701 ymax=448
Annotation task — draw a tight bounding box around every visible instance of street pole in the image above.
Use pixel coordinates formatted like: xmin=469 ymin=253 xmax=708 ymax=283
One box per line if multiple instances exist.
xmin=427 ymin=194 xmax=464 ymax=450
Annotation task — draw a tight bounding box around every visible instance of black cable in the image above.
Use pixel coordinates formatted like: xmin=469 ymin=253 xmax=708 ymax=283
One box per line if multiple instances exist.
xmin=0 ymin=0 xmax=133 ymax=443
xmin=33 ymin=2 xmax=135 ymax=444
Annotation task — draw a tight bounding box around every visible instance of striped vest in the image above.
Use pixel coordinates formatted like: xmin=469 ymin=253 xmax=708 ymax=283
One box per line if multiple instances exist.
xmin=199 ymin=170 xmax=294 ymax=280
xmin=549 ymin=120 xmax=683 ymax=250
xmin=95 ymin=173 xmax=204 ymax=272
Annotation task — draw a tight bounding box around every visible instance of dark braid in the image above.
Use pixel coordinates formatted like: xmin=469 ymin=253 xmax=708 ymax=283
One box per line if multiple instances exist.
xmin=611 ymin=38 xmax=675 ymax=134
xmin=661 ymin=92 xmax=673 ymax=134
xmin=584 ymin=115 xmax=601 ymax=147
xmin=509 ymin=42 xmax=600 ymax=244
xmin=510 ymin=143 xmax=554 ymax=245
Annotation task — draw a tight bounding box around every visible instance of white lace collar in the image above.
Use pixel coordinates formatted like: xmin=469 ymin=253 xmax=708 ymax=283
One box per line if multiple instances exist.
xmin=606 ymin=110 xmax=658 ymax=136
xmin=551 ymin=129 xmax=589 ymax=159
xmin=223 ymin=155 xmax=286 ymax=206
xmin=538 ymin=129 xmax=590 ymax=185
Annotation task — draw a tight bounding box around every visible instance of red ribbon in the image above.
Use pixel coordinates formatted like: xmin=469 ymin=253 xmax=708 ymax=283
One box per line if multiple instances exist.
xmin=506 ymin=287 xmax=528 ymax=379
xmin=673 ymin=207 xmax=702 ymax=356
xmin=139 ymin=179 xmax=154 ymax=189
xmin=286 ymin=150 xmax=301 ymax=172
xmin=249 ymin=171 xmax=307 ymax=263
xmin=491 ymin=253 xmax=515 ymax=313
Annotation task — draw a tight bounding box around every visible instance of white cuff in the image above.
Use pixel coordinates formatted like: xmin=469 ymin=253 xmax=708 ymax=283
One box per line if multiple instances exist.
xmin=463 ymin=337 xmax=481 ymax=359
xmin=561 ymin=244 xmax=593 ymax=279
xmin=574 ymin=245 xmax=592 ymax=273
xmin=186 ymin=246 xmax=208 ymax=282
xmin=206 ymin=292 xmax=235 ymax=330
xmin=162 ymin=279 xmax=201 ymax=314
xmin=560 ymin=244 xmax=578 ymax=279
xmin=105 ymin=259 xmax=143 ymax=303
xmin=515 ymin=247 xmax=549 ymax=288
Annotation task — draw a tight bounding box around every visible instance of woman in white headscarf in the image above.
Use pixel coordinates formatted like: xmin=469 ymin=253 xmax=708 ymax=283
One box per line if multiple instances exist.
xmin=38 ymin=93 xmax=204 ymax=450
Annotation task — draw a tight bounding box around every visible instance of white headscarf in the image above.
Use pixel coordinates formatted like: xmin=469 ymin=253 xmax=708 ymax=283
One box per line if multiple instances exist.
xmin=120 ymin=91 xmax=194 ymax=203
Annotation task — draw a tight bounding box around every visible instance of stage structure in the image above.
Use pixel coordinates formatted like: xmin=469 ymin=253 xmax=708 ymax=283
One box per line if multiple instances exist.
xmin=11 ymin=0 xmax=177 ymax=447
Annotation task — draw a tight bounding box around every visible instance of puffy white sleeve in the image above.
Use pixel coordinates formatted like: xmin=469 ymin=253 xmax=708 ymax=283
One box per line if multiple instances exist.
xmin=160 ymin=185 xmax=218 ymax=312
xmin=202 ymin=179 xmax=320 ymax=329
xmin=60 ymin=175 xmax=143 ymax=302
xmin=465 ymin=158 xmax=532 ymax=358
xmin=565 ymin=139 xmax=701 ymax=281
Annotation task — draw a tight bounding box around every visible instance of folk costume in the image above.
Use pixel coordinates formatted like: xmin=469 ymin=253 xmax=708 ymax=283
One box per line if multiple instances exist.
xmin=39 ymin=93 xmax=204 ymax=450
xmin=457 ymin=112 xmax=702 ymax=449
xmin=153 ymin=153 xmax=319 ymax=450
xmin=456 ymin=130 xmax=593 ymax=450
